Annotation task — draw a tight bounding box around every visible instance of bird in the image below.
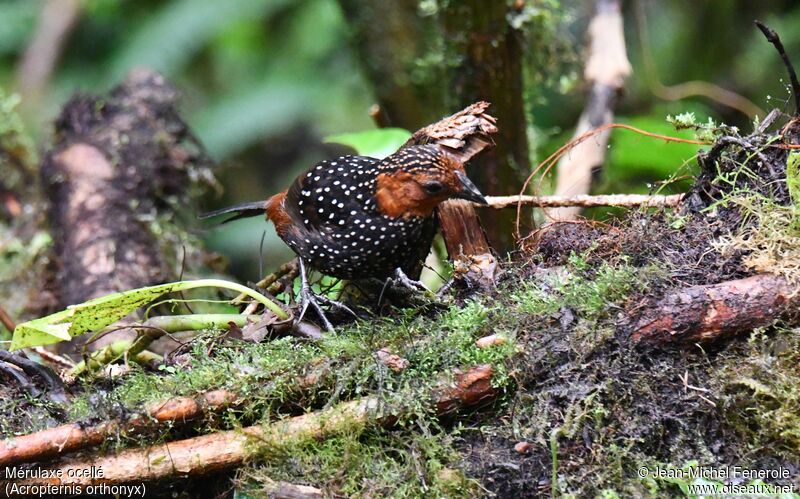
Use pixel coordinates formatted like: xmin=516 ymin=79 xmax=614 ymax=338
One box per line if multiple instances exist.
xmin=202 ymin=144 xmax=487 ymax=330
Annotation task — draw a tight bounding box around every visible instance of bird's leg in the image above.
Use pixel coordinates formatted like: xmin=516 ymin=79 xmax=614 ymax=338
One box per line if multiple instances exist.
xmin=296 ymin=258 xmax=357 ymax=333
xmin=297 ymin=258 xmax=334 ymax=332
xmin=392 ymin=268 xmax=433 ymax=294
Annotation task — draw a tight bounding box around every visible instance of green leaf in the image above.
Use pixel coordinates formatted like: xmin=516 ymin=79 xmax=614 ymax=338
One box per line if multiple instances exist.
xmin=324 ymin=128 xmax=411 ymax=159
xmin=787 ymin=151 xmax=800 ymax=205
xmin=10 ymin=279 xmax=285 ymax=350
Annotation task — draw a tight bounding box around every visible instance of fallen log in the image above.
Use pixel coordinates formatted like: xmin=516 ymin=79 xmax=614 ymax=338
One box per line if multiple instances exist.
xmin=0 ymin=389 xmax=238 ymax=467
xmin=625 ymin=273 xmax=800 ymax=345
xmin=0 ymin=361 xmax=334 ymax=466
xmin=5 ymin=365 xmax=495 ymax=487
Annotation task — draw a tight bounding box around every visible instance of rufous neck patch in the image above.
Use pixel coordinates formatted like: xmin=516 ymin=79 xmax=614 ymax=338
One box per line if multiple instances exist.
xmin=374 ymin=172 xmax=440 ymax=219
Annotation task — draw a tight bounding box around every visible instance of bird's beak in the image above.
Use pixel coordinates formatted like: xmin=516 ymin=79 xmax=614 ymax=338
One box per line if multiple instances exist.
xmin=454 ymin=170 xmax=488 ymax=205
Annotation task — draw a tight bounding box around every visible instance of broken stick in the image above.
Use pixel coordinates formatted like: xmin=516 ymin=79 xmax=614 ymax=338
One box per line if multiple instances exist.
xmin=9 ymin=365 xmax=494 ymax=486
xmin=481 ymin=193 xmax=683 ymax=210
xmin=626 ymin=274 xmax=800 ymax=345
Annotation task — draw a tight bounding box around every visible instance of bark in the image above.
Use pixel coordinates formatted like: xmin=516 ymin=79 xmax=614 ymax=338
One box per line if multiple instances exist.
xmin=438 ymin=200 xmax=492 ymax=257
xmin=624 ymin=274 xmax=800 ymax=346
xmin=442 ymin=1 xmax=531 ymax=252
xmin=550 ymin=0 xmax=631 ymax=221
xmin=40 ymin=69 xmax=212 ymax=351
xmin=260 ymin=480 xmax=324 ymax=499
xmin=7 ymin=365 xmax=495 ymax=486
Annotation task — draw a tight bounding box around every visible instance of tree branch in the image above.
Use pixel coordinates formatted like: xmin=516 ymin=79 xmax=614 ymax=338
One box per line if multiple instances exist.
xmin=755 ymin=21 xmax=800 ymax=116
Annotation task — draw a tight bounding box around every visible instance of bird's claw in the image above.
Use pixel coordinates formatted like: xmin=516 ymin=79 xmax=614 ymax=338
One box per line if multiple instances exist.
xmin=393 ymin=268 xmax=433 ymax=294
xmin=315 ymin=293 xmax=358 ymax=318
xmin=298 ymin=285 xmax=335 ymax=333
xmin=297 ymin=258 xmax=356 ymax=333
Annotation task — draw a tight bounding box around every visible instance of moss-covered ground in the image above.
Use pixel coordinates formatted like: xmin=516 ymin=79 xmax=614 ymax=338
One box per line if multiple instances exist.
xmin=4 ymin=111 xmax=800 ymax=497
xmin=5 ymin=225 xmax=800 ymax=497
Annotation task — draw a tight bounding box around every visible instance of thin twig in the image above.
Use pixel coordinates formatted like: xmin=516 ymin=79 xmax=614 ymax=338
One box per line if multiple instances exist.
xmin=514 ymin=123 xmax=707 ymax=238
xmin=236 ymin=260 xmax=299 ymax=305
xmin=481 ymin=193 xmax=683 ymax=209
xmin=28 ymin=347 xmax=76 ymax=370
xmin=755 ymin=20 xmax=800 ymax=116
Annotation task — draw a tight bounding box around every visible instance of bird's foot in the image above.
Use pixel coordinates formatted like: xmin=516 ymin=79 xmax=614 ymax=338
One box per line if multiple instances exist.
xmin=298 ymin=284 xmax=335 ymax=333
xmin=296 ymin=259 xmax=357 ymax=333
xmin=296 ymin=258 xmax=334 ymax=333
xmin=315 ymin=293 xmax=358 ymax=319
xmin=435 ymin=279 xmax=454 ymax=297
xmin=392 ymin=268 xmax=433 ymax=294
xmin=375 ymin=269 xmax=438 ymax=306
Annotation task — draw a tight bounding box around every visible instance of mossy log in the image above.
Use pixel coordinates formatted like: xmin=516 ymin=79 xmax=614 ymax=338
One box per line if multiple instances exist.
xmin=0 ymin=360 xmax=335 ymax=466
xmin=7 ymin=365 xmax=494 ymax=487
xmin=626 ymin=273 xmax=800 ymax=345
xmin=0 ymin=389 xmax=238 ymax=467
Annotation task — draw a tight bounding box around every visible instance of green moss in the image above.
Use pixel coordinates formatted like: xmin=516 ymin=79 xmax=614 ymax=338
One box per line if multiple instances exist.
xmin=510 ymin=252 xmax=656 ymax=327
xmin=714 ymin=327 xmax=800 ymax=457
xmin=62 ymin=295 xmax=514 ymax=438
xmin=241 ymin=425 xmax=479 ymax=498
xmin=30 ymin=227 xmax=800 ymax=497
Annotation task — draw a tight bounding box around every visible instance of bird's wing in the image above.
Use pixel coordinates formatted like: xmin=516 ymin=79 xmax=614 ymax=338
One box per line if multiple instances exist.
xmin=287 ymin=155 xmax=380 ymax=232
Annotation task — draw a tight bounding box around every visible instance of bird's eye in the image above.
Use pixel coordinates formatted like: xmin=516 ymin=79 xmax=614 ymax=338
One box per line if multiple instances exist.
xmin=422 ymin=181 xmax=444 ymax=194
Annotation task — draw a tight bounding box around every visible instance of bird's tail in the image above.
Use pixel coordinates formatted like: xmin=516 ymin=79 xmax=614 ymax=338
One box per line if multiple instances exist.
xmin=199 ymin=200 xmax=269 ymax=224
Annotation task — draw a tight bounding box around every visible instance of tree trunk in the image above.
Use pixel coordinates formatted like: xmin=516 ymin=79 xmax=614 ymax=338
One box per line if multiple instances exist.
xmin=442 ymin=0 xmax=531 ymax=252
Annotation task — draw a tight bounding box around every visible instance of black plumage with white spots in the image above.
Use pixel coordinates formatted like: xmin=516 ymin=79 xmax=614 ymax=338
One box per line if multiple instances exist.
xmin=202 ymin=144 xmax=487 ymax=283
xmin=283 ymin=151 xmax=436 ymax=280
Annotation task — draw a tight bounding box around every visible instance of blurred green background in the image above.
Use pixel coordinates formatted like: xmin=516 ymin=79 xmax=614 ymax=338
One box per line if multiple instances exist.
xmin=1 ymin=0 xmax=799 ymax=280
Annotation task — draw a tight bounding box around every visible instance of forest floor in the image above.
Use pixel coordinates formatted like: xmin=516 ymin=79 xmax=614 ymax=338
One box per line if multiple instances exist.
xmin=4 ymin=118 xmax=800 ymax=498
